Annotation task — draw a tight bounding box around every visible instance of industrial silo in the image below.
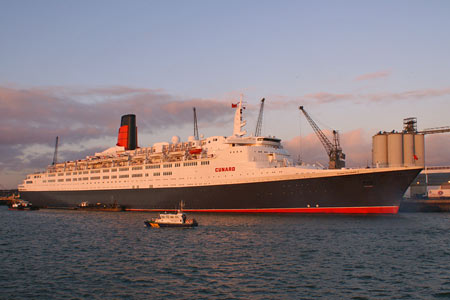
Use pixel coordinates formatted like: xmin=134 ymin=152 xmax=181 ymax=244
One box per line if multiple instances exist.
xmin=372 ymin=133 xmax=388 ymax=168
xmin=414 ymin=134 xmax=425 ymax=167
xmin=403 ymin=133 xmax=415 ymax=167
xmin=387 ymin=133 xmax=403 ymax=167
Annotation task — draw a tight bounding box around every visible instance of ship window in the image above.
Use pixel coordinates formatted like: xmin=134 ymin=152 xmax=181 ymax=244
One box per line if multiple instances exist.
xmin=26 ymin=180 xmax=33 ymax=184
xmin=119 ymin=167 xmax=129 ymax=172
xmin=58 ymin=179 xmax=64 ymax=182
xmin=90 ymin=170 xmax=100 ymax=174
xmin=73 ymin=178 xmax=77 ymax=181
xmin=90 ymin=176 xmax=100 ymax=180
xmin=132 ymin=174 xmax=143 ymax=178
xmin=103 ymin=169 xmax=110 ymax=173
xmin=175 ymin=163 xmax=181 ymax=167
xmin=146 ymin=165 xmax=160 ymax=169
xmin=58 ymin=173 xmax=63 ymax=176
xmin=163 ymin=164 xmax=172 ymax=168
xmin=66 ymin=179 xmax=71 ymax=182
xmin=213 ymin=138 xmax=217 ymax=141
xmin=111 ymin=175 xmax=117 ymax=179
xmin=153 ymin=172 xmax=160 ymax=176
xmin=163 ymin=172 xmax=172 ymax=176
xmin=132 ymin=166 xmax=143 ymax=170
xmin=66 ymin=173 xmax=71 ymax=175
xmin=48 ymin=180 xmax=55 ymax=183
xmin=83 ymin=171 xmax=89 ymax=174
xmin=111 ymin=168 xmax=117 ymax=172
xmin=83 ymin=177 xmax=89 ymax=180
xmin=48 ymin=174 xmax=55 ymax=177
xmin=119 ymin=174 xmax=129 ymax=178
xmin=103 ymin=176 xmax=109 ymax=179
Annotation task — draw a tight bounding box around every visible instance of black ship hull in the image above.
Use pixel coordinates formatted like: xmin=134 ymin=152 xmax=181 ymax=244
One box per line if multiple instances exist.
xmin=20 ymin=168 xmax=421 ymax=214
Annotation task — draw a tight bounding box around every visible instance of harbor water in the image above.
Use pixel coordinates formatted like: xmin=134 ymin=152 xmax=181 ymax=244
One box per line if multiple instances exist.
xmin=1 ymin=206 xmax=449 ymax=299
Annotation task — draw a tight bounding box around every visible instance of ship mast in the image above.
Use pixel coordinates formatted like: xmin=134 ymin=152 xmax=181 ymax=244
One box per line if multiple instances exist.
xmin=233 ymin=95 xmax=247 ymax=137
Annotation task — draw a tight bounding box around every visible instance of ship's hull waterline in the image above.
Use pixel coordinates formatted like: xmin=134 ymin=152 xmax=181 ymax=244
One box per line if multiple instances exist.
xmin=20 ymin=167 xmax=421 ymax=214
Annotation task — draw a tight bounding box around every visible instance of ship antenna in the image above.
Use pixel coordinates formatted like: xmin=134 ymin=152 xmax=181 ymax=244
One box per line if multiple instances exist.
xmin=52 ymin=136 xmax=59 ymax=165
xmin=193 ymin=107 xmax=199 ymax=140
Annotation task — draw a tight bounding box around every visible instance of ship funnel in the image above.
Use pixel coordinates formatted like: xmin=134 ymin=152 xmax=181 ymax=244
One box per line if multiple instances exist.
xmin=117 ymin=114 xmax=138 ymax=150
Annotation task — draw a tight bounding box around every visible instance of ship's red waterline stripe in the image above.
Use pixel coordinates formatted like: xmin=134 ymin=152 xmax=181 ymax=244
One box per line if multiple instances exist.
xmin=126 ymin=206 xmax=399 ymax=214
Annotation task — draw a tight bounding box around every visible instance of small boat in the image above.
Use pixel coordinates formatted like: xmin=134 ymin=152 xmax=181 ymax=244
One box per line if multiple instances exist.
xmin=76 ymin=201 xmax=124 ymax=212
xmin=9 ymin=199 xmax=38 ymax=210
xmin=144 ymin=201 xmax=198 ymax=228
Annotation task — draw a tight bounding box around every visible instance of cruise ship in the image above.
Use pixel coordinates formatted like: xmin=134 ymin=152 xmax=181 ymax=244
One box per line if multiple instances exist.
xmin=18 ymin=99 xmax=422 ymax=213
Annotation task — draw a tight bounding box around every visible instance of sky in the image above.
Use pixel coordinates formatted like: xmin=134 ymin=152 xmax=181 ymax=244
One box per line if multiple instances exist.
xmin=1 ymin=0 xmax=450 ymax=188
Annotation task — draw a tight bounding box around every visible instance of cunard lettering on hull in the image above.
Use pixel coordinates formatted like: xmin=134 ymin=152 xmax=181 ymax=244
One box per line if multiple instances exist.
xmin=18 ymin=96 xmax=423 ymax=213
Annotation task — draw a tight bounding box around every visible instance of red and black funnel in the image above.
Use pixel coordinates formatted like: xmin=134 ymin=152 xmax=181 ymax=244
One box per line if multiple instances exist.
xmin=117 ymin=114 xmax=138 ymax=150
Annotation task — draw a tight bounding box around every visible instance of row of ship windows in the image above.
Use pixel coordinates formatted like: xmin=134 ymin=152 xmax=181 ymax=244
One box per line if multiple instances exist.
xmin=43 ymin=172 xmax=174 ymax=183
xmin=47 ymin=161 xmax=209 ymax=177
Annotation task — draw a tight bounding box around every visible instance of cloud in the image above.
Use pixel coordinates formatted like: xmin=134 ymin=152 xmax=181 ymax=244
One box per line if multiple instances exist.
xmin=0 ymin=85 xmax=233 ymax=147
xmin=266 ymin=86 xmax=450 ymax=108
xmin=355 ymin=70 xmax=391 ymax=81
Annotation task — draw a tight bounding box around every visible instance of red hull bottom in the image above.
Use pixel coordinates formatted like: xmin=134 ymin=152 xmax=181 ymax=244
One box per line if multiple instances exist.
xmin=127 ymin=206 xmax=399 ymax=214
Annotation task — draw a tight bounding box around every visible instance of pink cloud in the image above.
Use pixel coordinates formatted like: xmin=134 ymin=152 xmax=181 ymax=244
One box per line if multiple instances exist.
xmin=355 ymin=70 xmax=391 ymax=81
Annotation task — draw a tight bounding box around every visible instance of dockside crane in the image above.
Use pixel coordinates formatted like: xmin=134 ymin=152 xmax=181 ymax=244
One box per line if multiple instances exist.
xmin=52 ymin=136 xmax=59 ymax=165
xmin=254 ymin=98 xmax=265 ymax=136
xmin=193 ymin=107 xmax=199 ymax=140
xmin=299 ymin=106 xmax=346 ymax=169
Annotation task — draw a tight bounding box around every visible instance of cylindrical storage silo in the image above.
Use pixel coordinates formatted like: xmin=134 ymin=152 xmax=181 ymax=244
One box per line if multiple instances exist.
xmin=372 ymin=134 xmax=388 ymax=168
xmin=387 ymin=133 xmax=403 ymax=167
xmin=414 ymin=134 xmax=425 ymax=167
xmin=403 ymin=133 xmax=415 ymax=167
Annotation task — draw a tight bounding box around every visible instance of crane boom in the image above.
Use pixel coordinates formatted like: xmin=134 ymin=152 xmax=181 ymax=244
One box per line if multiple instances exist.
xmin=299 ymin=106 xmax=345 ymax=169
xmin=52 ymin=136 xmax=59 ymax=165
xmin=193 ymin=107 xmax=199 ymax=140
xmin=254 ymin=98 xmax=265 ymax=136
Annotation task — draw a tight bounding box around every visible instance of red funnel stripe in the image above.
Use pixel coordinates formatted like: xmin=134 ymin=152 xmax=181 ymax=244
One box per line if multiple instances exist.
xmin=117 ymin=125 xmax=129 ymax=149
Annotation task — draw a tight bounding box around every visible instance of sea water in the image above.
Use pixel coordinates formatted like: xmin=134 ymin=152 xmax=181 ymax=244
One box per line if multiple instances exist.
xmin=1 ymin=206 xmax=449 ymax=299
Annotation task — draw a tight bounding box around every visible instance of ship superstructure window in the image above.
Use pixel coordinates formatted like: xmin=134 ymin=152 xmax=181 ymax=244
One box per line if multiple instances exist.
xmin=48 ymin=179 xmax=55 ymax=183
xmin=65 ymin=173 xmax=71 ymax=176
xmin=90 ymin=170 xmax=100 ymax=174
xmin=90 ymin=176 xmax=100 ymax=180
xmin=132 ymin=166 xmax=142 ymax=170
xmin=66 ymin=179 xmax=71 ymax=182
xmin=153 ymin=172 xmax=160 ymax=176
xmin=175 ymin=163 xmax=181 ymax=167
xmin=73 ymin=178 xmax=77 ymax=181
xmin=111 ymin=175 xmax=117 ymax=179
xmin=119 ymin=174 xmax=129 ymax=178
xmin=103 ymin=169 xmax=110 ymax=173
xmin=163 ymin=172 xmax=172 ymax=176
xmin=146 ymin=165 xmax=160 ymax=169
xmin=163 ymin=164 xmax=172 ymax=168
xmin=26 ymin=180 xmax=33 ymax=184
xmin=103 ymin=176 xmax=109 ymax=179
xmin=48 ymin=174 xmax=56 ymax=177
xmin=119 ymin=167 xmax=129 ymax=172
xmin=58 ymin=173 xmax=63 ymax=176
xmin=111 ymin=169 xmax=117 ymax=172
xmin=58 ymin=179 xmax=64 ymax=182
xmin=201 ymin=161 xmax=210 ymax=165
xmin=132 ymin=174 xmax=143 ymax=178
xmin=183 ymin=162 xmax=197 ymax=167
xmin=83 ymin=171 xmax=89 ymax=174
xmin=83 ymin=177 xmax=89 ymax=181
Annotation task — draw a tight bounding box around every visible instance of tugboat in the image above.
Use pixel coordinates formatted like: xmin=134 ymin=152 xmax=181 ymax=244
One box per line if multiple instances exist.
xmin=144 ymin=201 xmax=198 ymax=228
xmin=9 ymin=199 xmax=38 ymax=210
